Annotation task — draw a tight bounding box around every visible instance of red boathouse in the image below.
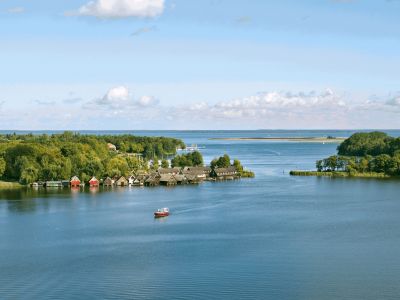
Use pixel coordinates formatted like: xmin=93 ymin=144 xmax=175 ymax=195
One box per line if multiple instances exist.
xmin=89 ymin=176 xmax=99 ymax=187
xmin=70 ymin=176 xmax=81 ymax=187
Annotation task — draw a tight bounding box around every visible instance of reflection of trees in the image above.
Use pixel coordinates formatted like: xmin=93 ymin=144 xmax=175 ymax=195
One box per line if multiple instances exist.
xmin=0 ymin=187 xmax=111 ymax=214
xmin=0 ymin=188 xmax=35 ymax=212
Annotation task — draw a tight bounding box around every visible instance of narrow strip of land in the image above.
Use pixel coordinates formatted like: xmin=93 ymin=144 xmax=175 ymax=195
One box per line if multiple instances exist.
xmin=209 ymin=137 xmax=346 ymax=143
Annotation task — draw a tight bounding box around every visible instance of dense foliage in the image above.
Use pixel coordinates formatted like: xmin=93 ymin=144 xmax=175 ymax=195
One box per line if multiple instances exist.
xmin=317 ymin=132 xmax=400 ymax=176
xmin=211 ymin=154 xmax=255 ymax=177
xmin=171 ymin=151 xmax=204 ymax=167
xmin=337 ymin=131 xmax=400 ymax=156
xmin=0 ymin=132 xmax=185 ymax=183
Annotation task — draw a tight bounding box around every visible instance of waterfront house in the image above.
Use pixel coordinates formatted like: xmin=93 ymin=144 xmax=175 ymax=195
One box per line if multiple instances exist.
xmin=182 ymin=169 xmax=207 ymax=181
xmin=145 ymin=175 xmax=160 ymax=186
xmin=128 ymin=175 xmax=135 ymax=185
xmin=158 ymin=167 xmax=181 ymax=175
xmin=185 ymin=174 xmax=200 ymax=184
xmin=45 ymin=181 xmax=63 ymax=188
xmin=103 ymin=177 xmax=113 ymax=186
xmin=89 ymin=176 xmax=99 ymax=187
xmin=70 ymin=176 xmax=81 ymax=187
xmin=116 ymin=176 xmax=128 ymax=187
xmin=211 ymin=167 xmax=238 ymax=180
xmin=182 ymin=166 xmax=212 ymax=178
xmin=134 ymin=174 xmax=146 ymax=186
xmin=62 ymin=180 xmax=70 ymax=188
xmin=159 ymin=174 xmax=177 ymax=186
xmin=173 ymin=174 xmax=187 ymax=185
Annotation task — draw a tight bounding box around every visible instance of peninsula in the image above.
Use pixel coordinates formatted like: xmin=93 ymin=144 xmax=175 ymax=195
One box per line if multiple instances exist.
xmin=0 ymin=132 xmax=254 ymax=189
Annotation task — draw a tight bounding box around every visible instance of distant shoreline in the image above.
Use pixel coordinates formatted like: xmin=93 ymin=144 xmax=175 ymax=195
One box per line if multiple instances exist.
xmin=209 ymin=137 xmax=346 ymax=143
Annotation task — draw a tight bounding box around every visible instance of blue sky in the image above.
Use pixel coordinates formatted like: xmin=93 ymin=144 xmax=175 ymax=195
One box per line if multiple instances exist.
xmin=1 ymin=0 xmax=400 ymax=129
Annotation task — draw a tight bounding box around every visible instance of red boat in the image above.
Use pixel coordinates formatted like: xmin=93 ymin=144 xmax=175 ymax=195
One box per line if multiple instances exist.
xmin=154 ymin=208 xmax=169 ymax=218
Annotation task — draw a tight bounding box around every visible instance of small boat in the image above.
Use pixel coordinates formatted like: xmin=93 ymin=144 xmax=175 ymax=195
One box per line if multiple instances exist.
xmin=154 ymin=208 xmax=169 ymax=218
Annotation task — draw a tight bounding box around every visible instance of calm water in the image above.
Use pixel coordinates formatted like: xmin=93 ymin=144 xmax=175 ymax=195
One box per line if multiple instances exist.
xmin=1 ymin=130 xmax=400 ymax=299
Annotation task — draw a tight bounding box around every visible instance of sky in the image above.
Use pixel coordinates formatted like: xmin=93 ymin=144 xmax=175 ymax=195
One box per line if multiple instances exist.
xmin=0 ymin=0 xmax=400 ymax=130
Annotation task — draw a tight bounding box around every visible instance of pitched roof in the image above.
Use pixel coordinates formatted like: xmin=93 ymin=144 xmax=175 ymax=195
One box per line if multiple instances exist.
xmin=160 ymin=174 xmax=177 ymax=182
xmin=116 ymin=176 xmax=128 ymax=182
xmin=214 ymin=166 xmax=237 ymax=175
xmin=158 ymin=167 xmax=181 ymax=174
xmin=70 ymin=176 xmax=80 ymax=182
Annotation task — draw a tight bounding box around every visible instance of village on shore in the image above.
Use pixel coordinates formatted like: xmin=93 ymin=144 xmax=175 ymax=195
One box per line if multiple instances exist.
xmin=31 ymin=166 xmax=240 ymax=189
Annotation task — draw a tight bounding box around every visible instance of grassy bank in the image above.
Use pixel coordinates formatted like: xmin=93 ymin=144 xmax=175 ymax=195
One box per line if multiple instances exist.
xmin=289 ymin=170 xmax=390 ymax=178
xmin=240 ymin=170 xmax=255 ymax=178
xmin=0 ymin=181 xmax=23 ymax=189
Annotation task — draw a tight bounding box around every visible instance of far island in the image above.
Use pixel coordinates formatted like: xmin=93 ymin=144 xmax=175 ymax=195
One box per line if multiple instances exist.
xmin=290 ymin=131 xmax=400 ymax=178
xmin=0 ymin=132 xmax=254 ymax=189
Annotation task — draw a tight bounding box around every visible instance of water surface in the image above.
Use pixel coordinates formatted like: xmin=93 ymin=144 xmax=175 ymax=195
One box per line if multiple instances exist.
xmin=1 ymin=130 xmax=400 ymax=299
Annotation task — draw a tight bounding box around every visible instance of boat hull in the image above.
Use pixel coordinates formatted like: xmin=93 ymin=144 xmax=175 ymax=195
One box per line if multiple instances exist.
xmin=154 ymin=212 xmax=169 ymax=218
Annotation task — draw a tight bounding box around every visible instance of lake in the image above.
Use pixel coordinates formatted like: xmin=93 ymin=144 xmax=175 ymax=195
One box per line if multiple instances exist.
xmin=1 ymin=130 xmax=400 ymax=299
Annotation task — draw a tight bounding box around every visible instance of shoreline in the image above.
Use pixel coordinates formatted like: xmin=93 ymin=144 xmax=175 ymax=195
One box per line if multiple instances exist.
xmin=209 ymin=137 xmax=346 ymax=143
xmin=0 ymin=181 xmax=23 ymax=189
xmin=289 ymin=170 xmax=391 ymax=178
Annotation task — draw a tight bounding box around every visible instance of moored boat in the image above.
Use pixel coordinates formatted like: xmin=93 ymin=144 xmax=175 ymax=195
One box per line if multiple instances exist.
xmin=154 ymin=208 xmax=169 ymax=218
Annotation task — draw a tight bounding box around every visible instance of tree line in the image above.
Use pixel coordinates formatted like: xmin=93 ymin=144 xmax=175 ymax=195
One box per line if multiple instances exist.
xmin=317 ymin=132 xmax=400 ymax=176
xmin=0 ymin=132 xmax=185 ymax=184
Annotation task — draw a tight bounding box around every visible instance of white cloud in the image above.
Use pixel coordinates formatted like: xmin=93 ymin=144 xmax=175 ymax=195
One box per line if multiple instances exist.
xmin=74 ymin=0 xmax=164 ymax=18
xmin=386 ymin=95 xmax=400 ymax=106
xmin=181 ymin=89 xmax=347 ymax=120
xmin=91 ymin=86 xmax=133 ymax=108
xmin=84 ymin=86 xmax=159 ymax=111
xmin=138 ymin=95 xmax=159 ymax=107
xmin=8 ymin=88 xmax=400 ymax=129
xmin=7 ymin=7 xmax=25 ymax=14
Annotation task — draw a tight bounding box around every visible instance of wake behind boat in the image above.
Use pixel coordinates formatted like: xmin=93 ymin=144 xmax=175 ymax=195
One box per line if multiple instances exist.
xmin=154 ymin=208 xmax=170 ymax=218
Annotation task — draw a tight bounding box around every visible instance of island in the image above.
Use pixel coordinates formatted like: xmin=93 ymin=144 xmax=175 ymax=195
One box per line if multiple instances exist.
xmin=0 ymin=132 xmax=254 ymax=189
xmin=290 ymin=131 xmax=400 ymax=178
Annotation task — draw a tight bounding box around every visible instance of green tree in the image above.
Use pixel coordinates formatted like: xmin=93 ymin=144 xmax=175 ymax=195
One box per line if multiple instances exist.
xmin=0 ymin=157 xmax=5 ymax=178
xmin=161 ymin=159 xmax=169 ymax=168
xmin=233 ymin=159 xmax=243 ymax=173
xmin=106 ymin=157 xmax=129 ymax=177
xmin=316 ymin=160 xmax=323 ymax=172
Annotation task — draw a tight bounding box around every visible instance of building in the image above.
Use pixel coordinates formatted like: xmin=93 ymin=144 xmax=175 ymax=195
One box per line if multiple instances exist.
xmin=45 ymin=181 xmax=63 ymax=188
xmin=182 ymin=167 xmax=210 ymax=181
xmin=159 ymin=174 xmax=177 ymax=186
xmin=185 ymin=174 xmax=200 ymax=184
xmin=127 ymin=175 xmax=135 ymax=186
xmin=116 ymin=176 xmax=128 ymax=187
xmin=211 ymin=166 xmax=238 ymax=180
xmin=173 ymin=174 xmax=187 ymax=185
xmin=182 ymin=166 xmax=212 ymax=178
xmin=89 ymin=176 xmax=99 ymax=187
xmin=145 ymin=175 xmax=160 ymax=186
xmin=61 ymin=180 xmax=70 ymax=188
xmin=157 ymin=167 xmax=181 ymax=175
xmin=133 ymin=174 xmax=146 ymax=186
xmin=103 ymin=177 xmax=114 ymax=187
xmin=70 ymin=176 xmax=81 ymax=187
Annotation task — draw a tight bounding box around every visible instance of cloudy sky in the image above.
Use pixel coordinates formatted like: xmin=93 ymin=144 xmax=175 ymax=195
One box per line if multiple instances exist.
xmin=1 ymin=0 xmax=400 ymax=130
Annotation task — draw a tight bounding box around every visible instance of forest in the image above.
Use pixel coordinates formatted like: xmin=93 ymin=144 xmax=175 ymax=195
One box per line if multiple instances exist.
xmin=0 ymin=132 xmax=185 ymax=184
xmin=316 ymin=132 xmax=400 ymax=176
